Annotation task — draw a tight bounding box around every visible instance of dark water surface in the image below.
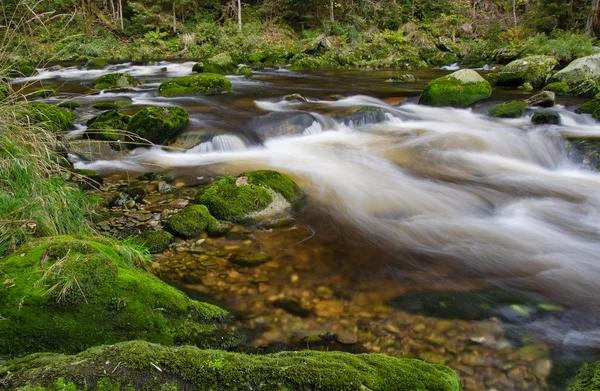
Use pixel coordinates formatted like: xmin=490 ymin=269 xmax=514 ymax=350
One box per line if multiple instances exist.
xmin=13 ymin=62 xmax=600 ymax=390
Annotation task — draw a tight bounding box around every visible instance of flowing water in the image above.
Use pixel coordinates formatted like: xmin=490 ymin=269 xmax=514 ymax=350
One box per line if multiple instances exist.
xmin=13 ymin=61 xmax=600 ymax=390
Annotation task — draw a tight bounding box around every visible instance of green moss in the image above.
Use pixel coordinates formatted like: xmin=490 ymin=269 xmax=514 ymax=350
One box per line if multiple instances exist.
xmin=29 ymin=88 xmax=56 ymax=98
xmin=20 ymin=102 xmax=75 ymax=132
xmin=194 ymin=176 xmax=273 ymax=222
xmin=164 ymin=205 xmax=216 ymax=239
xmin=158 ymin=74 xmax=232 ymax=97
xmin=57 ymin=101 xmax=82 ymax=110
xmin=242 ymin=170 xmax=304 ymax=204
xmin=496 ymin=55 xmax=556 ymax=88
xmin=10 ymin=63 xmax=37 ymax=78
xmin=92 ymin=100 xmax=133 ymax=110
xmin=126 ymin=106 xmax=189 ymax=144
xmin=575 ymin=98 xmax=600 ymax=115
xmin=202 ymin=53 xmax=236 ymax=74
xmin=484 ymin=73 xmax=500 ymax=86
xmin=567 ymin=362 xmax=600 ymax=391
xmin=237 ymin=65 xmax=253 ymax=77
xmin=192 ymin=62 xmax=204 ymax=73
xmin=544 ymin=82 xmax=570 ymax=95
xmin=419 ymin=70 xmax=492 ymax=108
xmin=1 ymin=340 xmax=462 ymax=391
xmin=488 ymin=100 xmax=527 ymax=118
xmin=86 ymin=110 xmax=130 ymax=142
xmin=531 ymin=109 xmax=561 ymax=125
xmin=0 ymin=236 xmax=238 ymax=356
xmin=92 ymin=73 xmax=140 ymax=90
xmin=87 ymin=58 xmax=110 ymax=70
xmin=133 ymin=231 xmax=174 ymax=253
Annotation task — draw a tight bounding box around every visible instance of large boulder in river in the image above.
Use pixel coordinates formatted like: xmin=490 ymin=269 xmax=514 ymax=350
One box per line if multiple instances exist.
xmin=531 ymin=110 xmax=561 ymax=125
xmin=0 ymin=236 xmax=240 ymax=356
xmin=488 ymin=100 xmax=527 ymax=118
xmin=92 ymin=73 xmax=140 ymax=90
xmin=159 ymin=74 xmax=232 ymax=97
xmin=85 ymin=110 xmax=130 ymax=141
xmin=526 ymin=91 xmax=555 ymax=107
xmin=127 ymin=106 xmax=189 ymax=144
xmin=195 ymin=170 xmax=304 ymax=224
xmin=547 ymin=53 xmax=600 ymax=97
xmin=193 ymin=53 xmax=237 ymax=74
xmin=419 ymin=69 xmax=492 ymax=108
xmin=496 ymin=55 xmax=557 ymax=88
xmin=0 ymin=340 xmax=462 ymax=391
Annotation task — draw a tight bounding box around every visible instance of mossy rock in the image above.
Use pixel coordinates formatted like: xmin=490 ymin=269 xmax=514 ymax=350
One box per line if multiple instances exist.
xmin=531 ymin=110 xmax=561 ymax=125
xmin=92 ymin=73 xmax=140 ymax=90
xmin=195 ymin=170 xmax=304 ymax=223
xmin=29 ymin=88 xmax=56 ymax=98
xmin=548 ymin=53 xmax=600 ymax=96
xmin=419 ymin=69 xmax=492 ymax=108
xmin=488 ymin=100 xmax=527 ymax=118
xmin=87 ymin=58 xmax=109 ymax=70
xmin=228 ymin=250 xmax=272 ymax=267
xmin=237 ymin=65 xmax=253 ymax=77
xmin=484 ymin=73 xmax=500 ymax=86
xmin=496 ymin=55 xmax=557 ymax=88
xmin=164 ymin=205 xmax=217 ymax=239
xmin=206 ymin=220 xmax=233 ymax=237
xmin=566 ymin=361 xmax=600 ymax=391
xmin=569 ymin=79 xmax=600 ymax=98
xmin=0 ymin=340 xmax=462 ymax=391
xmin=20 ymin=102 xmax=75 ymax=132
xmin=92 ymin=100 xmax=133 ymax=110
xmin=57 ymin=101 xmax=81 ymax=110
xmin=134 ymin=230 xmax=174 ymax=253
xmin=0 ymin=236 xmax=239 ymax=356
xmin=127 ymin=106 xmax=189 ymax=144
xmin=544 ymin=82 xmax=570 ymax=95
xmin=158 ymin=74 xmax=232 ymax=97
xmin=85 ymin=110 xmax=130 ymax=142
xmin=386 ymin=74 xmax=418 ymax=83
xmin=201 ymin=53 xmax=237 ymax=74
xmin=575 ymin=98 xmax=600 ymax=115
xmin=9 ymin=62 xmax=37 ymax=78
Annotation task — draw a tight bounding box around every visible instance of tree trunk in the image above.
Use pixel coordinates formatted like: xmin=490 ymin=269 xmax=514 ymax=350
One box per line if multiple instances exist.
xmin=118 ymin=0 xmax=123 ymax=30
xmin=513 ymin=0 xmax=517 ymax=28
xmin=330 ymin=0 xmax=334 ymax=21
xmin=587 ymin=0 xmax=600 ymax=36
xmin=237 ymin=0 xmax=242 ymax=32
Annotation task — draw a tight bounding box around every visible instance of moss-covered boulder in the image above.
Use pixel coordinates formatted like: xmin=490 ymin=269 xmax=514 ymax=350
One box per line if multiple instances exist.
xmin=575 ymin=97 xmax=600 ymax=115
xmin=20 ymin=102 xmax=75 ymax=132
xmin=531 ymin=110 xmax=562 ymax=125
xmin=566 ymin=361 xmax=600 ymax=391
xmin=127 ymin=106 xmax=189 ymax=144
xmin=484 ymin=72 xmax=500 ymax=86
xmin=85 ymin=110 xmax=130 ymax=142
xmin=237 ymin=65 xmax=253 ymax=77
xmin=0 ymin=340 xmax=462 ymax=391
xmin=544 ymin=82 xmax=570 ymax=95
xmin=194 ymin=53 xmax=237 ymax=75
xmin=158 ymin=74 xmax=232 ymax=97
xmin=87 ymin=58 xmax=109 ymax=70
xmin=496 ymin=55 xmax=557 ymax=88
xmin=133 ymin=230 xmax=174 ymax=253
xmin=548 ymin=53 xmax=600 ymax=97
xmin=0 ymin=236 xmax=240 ymax=356
xmin=92 ymin=100 xmax=133 ymax=110
xmin=164 ymin=205 xmax=217 ymax=239
xmin=195 ymin=170 xmax=304 ymax=224
xmin=488 ymin=100 xmax=527 ymax=118
xmin=92 ymin=73 xmax=140 ymax=90
xmin=386 ymin=74 xmax=419 ymax=83
xmin=419 ymin=69 xmax=492 ymax=108
xmin=57 ymin=101 xmax=81 ymax=110
xmin=525 ymin=91 xmax=555 ymax=107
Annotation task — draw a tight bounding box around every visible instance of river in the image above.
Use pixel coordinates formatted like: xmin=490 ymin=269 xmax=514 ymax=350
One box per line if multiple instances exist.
xmin=13 ymin=61 xmax=600 ymax=390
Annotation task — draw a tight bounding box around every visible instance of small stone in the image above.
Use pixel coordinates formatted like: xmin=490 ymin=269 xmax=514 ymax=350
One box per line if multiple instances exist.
xmin=534 ymin=358 xmax=552 ymax=379
xmin=258 ymin=283 xmax=269 ymax=293
xmin=313 ymin=300 xmax=344 ymax=317
xmin=195 ymin=239 xmax=206 ymax=246
xmin=384 ymin=323 xmax=402 ymax=335
xmin=335 ymin=330 xmax=358 ymax=345
xmin=290 ymin=274 xmax=299 ymax=283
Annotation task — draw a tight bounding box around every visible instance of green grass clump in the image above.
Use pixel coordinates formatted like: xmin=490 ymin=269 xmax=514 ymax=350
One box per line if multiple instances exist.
xmin=0 ymin=236 xmax=239 ymax=356
xmin=92 ymin=73 xmax=140 ymax=90
xmin=127 ymin=106 xmax=189 ymax=144
xmin=1 ymin=340 xmax=462 ymax=391
xmin=158 ymin=74 xmax=232 ymax=97
xmin=0 ymin=105 xmax=93 ymax=255
xmin=19 ymin=101 xmax=75 ymax=132
xmin=488 ymin=100 xmax=527 ymax=118
xmin=92 ymin=100 xmax=133 ymax=110
xmin=164 ymin=205 xmax=216 ymax=239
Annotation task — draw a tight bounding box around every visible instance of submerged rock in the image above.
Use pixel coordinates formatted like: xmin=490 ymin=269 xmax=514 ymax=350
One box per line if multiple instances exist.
xmin=0 ymin=340 xmax=462 ymax=391
xmin=531 ymin=110 xmax=562 ymax=125
xmin=548 ymin=53 xmax=600 ymax=97
xmin=92 ymin=73 xmax=140 ymax=90
xmin=85 ymin=110 xmax=130 ymax=141
xmin=194 ymin=170 xmax=304 ymax=224
xmin=284 ymin=93 xmax=308 ymax=102
xmin=127 ymin=106 xmax=189 ymax=144
xmin=496 ymin=55 xmax=557 ymax=88
xmin=228 ymin=250 xmax=272 ymax=267
xmin=488 ymin=100 xmax=527 ymax=118
xmin=0 ymin=237 xmax=239 ymax=356
xmin=159 ymin=74 xmax=232 ymax=97
xmin=526 ymin=91 xmax=556 ymax=107
xmin=419 ymin=69 xmax=492 ymax=108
